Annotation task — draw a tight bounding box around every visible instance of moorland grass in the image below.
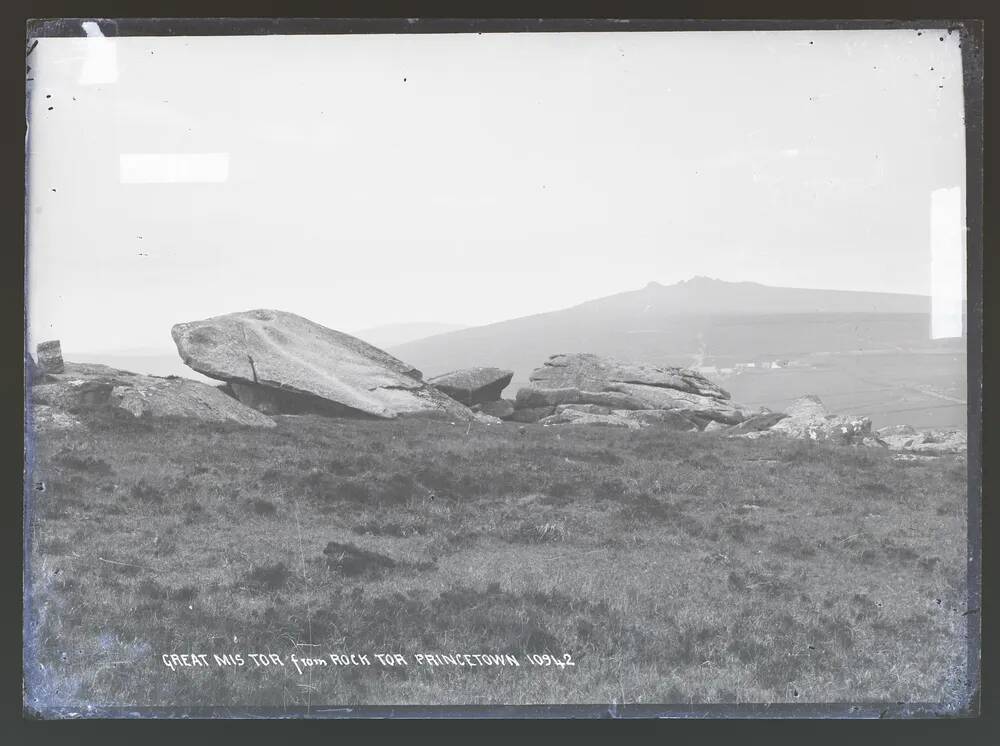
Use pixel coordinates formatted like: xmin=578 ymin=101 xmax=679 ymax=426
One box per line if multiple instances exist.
xmin=23 ymin=410 xmax=971 ymax=710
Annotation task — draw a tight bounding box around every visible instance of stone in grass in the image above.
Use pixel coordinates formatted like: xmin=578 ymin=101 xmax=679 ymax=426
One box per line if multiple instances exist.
xmin=323 ymin=541 xmax=396 ymax=577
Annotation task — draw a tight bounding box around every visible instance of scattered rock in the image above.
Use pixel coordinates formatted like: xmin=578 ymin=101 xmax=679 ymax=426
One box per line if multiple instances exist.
xmin=172 ymin=309 xmax=474 ymax=420
xmin=428 ymin=367 xmax=514 ymax=405
xmin=704 ymin=421 xmax=727 ymax=432
xmin=877 ymin=426 xmax=966 ymax=455
xmin=36 ymin=340 xmax=65 ymax=374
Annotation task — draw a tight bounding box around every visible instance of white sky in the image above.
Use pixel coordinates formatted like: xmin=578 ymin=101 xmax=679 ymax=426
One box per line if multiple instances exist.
xmin=26 ymin=28 xmax=966 ymax=353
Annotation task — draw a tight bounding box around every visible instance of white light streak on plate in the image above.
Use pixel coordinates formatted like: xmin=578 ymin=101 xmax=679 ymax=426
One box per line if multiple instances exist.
xmin=929 ymin=186 xmax=965 ymax=339
xmin=119 ymin=153 xmax=230 ymax=184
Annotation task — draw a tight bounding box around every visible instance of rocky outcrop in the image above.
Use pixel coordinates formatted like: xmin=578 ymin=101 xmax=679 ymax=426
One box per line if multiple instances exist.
xmin=171 ymin=310 xmax=475 ymax=420
xmin=36 ymin=340 xmax=64 ymax=374
xmin=877 ymin=425 xmax=966 ymax=455
xmin=513 ymin=353 xmax=748 ymax=426
xmin=428 ymin=367 xmax=513 ymax=406
xmin=30 ymin=362 xmax=275 ymax=428
xmin=109 ymin=377 xmax=276 ymax=426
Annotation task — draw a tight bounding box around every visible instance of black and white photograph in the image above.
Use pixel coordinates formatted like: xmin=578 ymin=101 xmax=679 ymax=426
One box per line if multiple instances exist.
xmin=22 ymin=19 xmax=982 ymax=718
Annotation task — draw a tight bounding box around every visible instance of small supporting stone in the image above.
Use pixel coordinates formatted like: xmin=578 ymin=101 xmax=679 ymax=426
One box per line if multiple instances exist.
xmin=36 ymin=340 xmax=64 ymax=374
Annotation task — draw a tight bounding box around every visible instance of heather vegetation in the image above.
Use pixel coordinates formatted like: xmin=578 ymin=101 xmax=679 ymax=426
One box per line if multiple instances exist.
xmin=24 ymin=410 xmax=971 ymax=710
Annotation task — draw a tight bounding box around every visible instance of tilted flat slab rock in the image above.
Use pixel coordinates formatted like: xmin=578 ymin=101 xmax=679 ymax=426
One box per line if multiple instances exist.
xmin=172 ymin=309 xmax=474 ymax=420
xmin=428 ymin=367 xmax=514 ymax=405
xmin=515 ymin=353 xmax=747 ymax=425
xmin=30 ymin=362 xmax=275 ymax=427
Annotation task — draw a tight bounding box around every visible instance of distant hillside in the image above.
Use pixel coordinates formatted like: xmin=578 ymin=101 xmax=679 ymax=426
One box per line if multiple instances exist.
xmin=389 ymin=277 xmax=967 ymax=428
xmin=389 ymin=277 xmax=938 ymax=376
xmin=351 ymin=322 xmax=468 ymax=350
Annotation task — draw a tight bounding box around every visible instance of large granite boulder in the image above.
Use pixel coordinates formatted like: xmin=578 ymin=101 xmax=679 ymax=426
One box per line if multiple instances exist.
xmin=513 ymin=353 xmax=748 ymax=425
xmin=428 ymin=367 xmax=513 ymax=406
xmin=30 ymin=362 xmax=275 ymax=427
xmin=171 ymin=310 xmax=474 ymax=420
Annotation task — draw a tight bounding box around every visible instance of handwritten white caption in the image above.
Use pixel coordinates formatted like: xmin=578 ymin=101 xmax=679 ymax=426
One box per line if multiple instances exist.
xmin=161 ymin=652 xmax=576 ymax=674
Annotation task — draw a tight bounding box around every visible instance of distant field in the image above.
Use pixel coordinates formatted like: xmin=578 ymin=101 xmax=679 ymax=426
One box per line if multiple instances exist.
xmin=717 ymin=350 xmax=968 ymax=429
xmin=24 ymin=413 xmax=971 ymax=711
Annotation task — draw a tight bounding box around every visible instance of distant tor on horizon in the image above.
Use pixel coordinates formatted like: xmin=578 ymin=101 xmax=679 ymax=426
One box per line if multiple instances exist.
xmin=389 ymin=276 xmax=956 ymax=375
